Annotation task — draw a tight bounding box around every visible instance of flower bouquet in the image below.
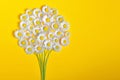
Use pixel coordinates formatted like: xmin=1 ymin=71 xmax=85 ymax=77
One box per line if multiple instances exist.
xmin=14 ymin=5 xmax=70 ymax=80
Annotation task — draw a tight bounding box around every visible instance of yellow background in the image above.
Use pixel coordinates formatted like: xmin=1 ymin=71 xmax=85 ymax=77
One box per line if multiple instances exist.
xmin=0 ymin=0 xmax=120 ymax=80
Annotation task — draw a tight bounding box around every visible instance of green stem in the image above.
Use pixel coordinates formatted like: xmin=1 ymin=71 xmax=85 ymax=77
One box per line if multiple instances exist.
xmin=35 ymin=50 xmax=52 ymax=80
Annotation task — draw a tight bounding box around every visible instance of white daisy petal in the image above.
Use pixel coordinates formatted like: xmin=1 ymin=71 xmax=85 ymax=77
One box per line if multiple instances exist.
xmin=25 ymin=45 xmax=34 ymax=54
xmin=18 ymin=39 xmax=28 ymax=48
xmin=60 ymin=37 xmax=69 ymax=46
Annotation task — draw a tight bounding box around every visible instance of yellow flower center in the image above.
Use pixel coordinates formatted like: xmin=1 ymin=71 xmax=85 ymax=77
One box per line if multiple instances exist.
xmin=35 ymin=11 xmax=39 ymax=15
xmin=59 ymin=17 xmax=63 ymax=22
xmin=36 ymin=21 xmax=41 ymax=25
xmin=28 ymin=11 xmax=32 ymax=15
xmin=45 ymin=8 xmax=49 ymax=12
xmin=53 ymin=10 xmax=57 ymax=14
xmin=29 ymin=17 xmax=33 ymax=21
xmin=43 ymin=26 xmax=49 ymax=31
xmin=63 ymin=40 xmax=67 ymax=44
xmin=30 ymin=25 xmax=33 ymax=30
xmin=53 ymin=23 xmax=58 ymax=29
xmin=31 ymin=39 xmax=35 ymax=43
xmin=18 ymin=32 xmax=22 ymax=37
xmin=28 ymin=48 xmax=32 ymax=51
xmin=57 ymin=31 xmax=61 ymax=35
xmin=37 ymin=46 xmax=41 ymax=50
xmin=55 ymin=39 xmax=58 ymax=42
xmin=46 ymin=18 xmax=50 ymax=22
xmin=22 ymin=16 xmax=27 ymax=20
xmin=35 ymin=29 xmax=39 ymax=34
xmin=23 ymin=23 xmax=27 ymax=28
xmin=50 ymin=34 xmax=53 ymax=38
xmin=21 ymin=41 xmax=26 ymax=45
xmin=40 ymin=13 xmax=43 ymax=17
xmin=55 ymin=46 xmax=59 ymax=49
xmin=63 ymin=24 xmax=67 ymax=28
xmin=26 ymin=32 xmax=30 ymax=36
xmin=47 ymin=42 xmax=51 ymax=47
xmin=40 ymin=36 xmax=44 ymax=40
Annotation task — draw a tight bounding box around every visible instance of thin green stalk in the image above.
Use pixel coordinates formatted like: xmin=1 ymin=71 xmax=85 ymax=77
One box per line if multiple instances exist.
xmin=45 ymin=50 xmax=52 ymax=66
xmin=35 ymin=54 xmax=43 ymax=80
xmin=35 ymin=50 xmax=52 ymax=80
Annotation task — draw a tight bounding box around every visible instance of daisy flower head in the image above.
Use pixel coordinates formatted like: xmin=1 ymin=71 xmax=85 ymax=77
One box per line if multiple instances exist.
xmin=14 ymin=5 xmax=70 ymax=54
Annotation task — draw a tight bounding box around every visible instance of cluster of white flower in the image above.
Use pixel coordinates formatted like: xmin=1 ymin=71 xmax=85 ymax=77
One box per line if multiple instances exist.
xmin=14 ymin=5 xmax=70 ymax=54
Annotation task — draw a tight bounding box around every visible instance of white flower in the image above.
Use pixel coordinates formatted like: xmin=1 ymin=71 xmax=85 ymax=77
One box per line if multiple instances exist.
xmin=24 ymin=30 xmax=32 ymax=38
xmin=18 ymin=39 xmax=28 ymax=47
xmin=25 ymin=45 xmax=34 ymax=54
xmin=28 ymin=24 xmax=34 ymax=31
xmin=55 ymin=30 xmax=64 ymax=38
xmin=60 ymin=22 xmax=70 ymax=31
xmin=50 ymin=8 xmax=58 ymax=15
xmin=42 ymin=15 xmax=53 ymax=25
xmin=35 ymin=45 xmax=44 ymax=53
xmin=53 ymin=44 xmax=61 ymax=52
xmin=26 ymin=9 xmax=33 ymax=16
xmin=37 ymin=33 xmax=46 ymax=42
xmin=48 ymin=32 xmax=54 ymax=39
xmin=29 ymin=16 xmax=35 ymax=22
xmin=51 ymin=22 xmax=59 ymax=30
xmin=29 ymin=38 xmax=36 ymax=45
xmin=41 ymin=25 xmax=50 ymax=33
xmin=52 ymin=37 xmax=59 ymax=43
xmin=42 ymin=5 xmax=50 ymax=14
xmin=34 ymin=18 xmax=42 ymax=26
xmin=33 ymin=27 xmax=41 ymax=35
xmin=20 ymin=14 xmax=29 ymax=21
xmin=64 ymin=31 xmax=70 ymax=37
xmin=20 ymin=21 xmax=29 ymax=29
xmin=56 ymin=16 xmax=64 ymax=23
xmin=44 ymin=40 xmax=52 ymax=50
xmin=14 ymin=30 xmax=24 ymax=39
xmin=33 ymin=8 xmax=41 ymax=17
xmin=60 ymin=37 xmax=69 ymax=46
xmin=38 ymin=12 xmax=44 ymax=18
